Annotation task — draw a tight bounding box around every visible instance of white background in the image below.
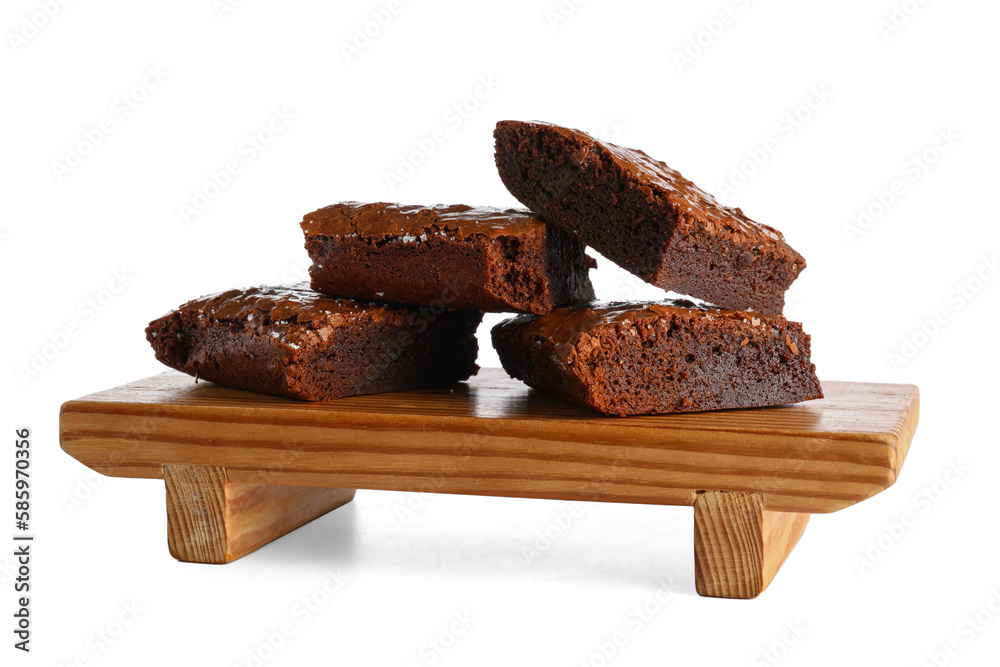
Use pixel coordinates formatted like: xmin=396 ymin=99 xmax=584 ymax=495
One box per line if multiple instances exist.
xmin=3 ymin=0 xmax=999 ymax=665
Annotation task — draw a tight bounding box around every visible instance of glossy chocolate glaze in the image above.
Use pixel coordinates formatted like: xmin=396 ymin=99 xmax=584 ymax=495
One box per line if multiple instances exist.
xmin=302 ymin=202 xmax=545 ymax=240
xmin=494 ymin=299 xmax=784 ymax=351
xmin=511 ymin=121 xmax=787 ymax=244
xmin=170 ymin=284 xmax=412 ymax=326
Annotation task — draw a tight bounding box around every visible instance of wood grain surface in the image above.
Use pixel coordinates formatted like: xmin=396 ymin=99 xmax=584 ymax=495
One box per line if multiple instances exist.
xmin=164 ymin=464 xmax=355 ymax=564
xmin=694 ymin=491 xmax=810 ymax=598
xmin=60 ymin=369 xmax=919 ymax=514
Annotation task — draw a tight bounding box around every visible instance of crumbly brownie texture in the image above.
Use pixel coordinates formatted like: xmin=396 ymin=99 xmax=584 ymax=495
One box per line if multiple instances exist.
xmin=491 ymin=300 xmax=822 ymax=416
xmin=494 ymin=121 xmax=806 ymax=316
xmin=146 ymin=285 xmax=482 ymax=401
xmin=301 ymin=202 xmax=596 ymax=315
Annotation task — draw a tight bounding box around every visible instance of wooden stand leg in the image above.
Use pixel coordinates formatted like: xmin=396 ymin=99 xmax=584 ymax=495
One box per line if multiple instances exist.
xmin=693 ymin=491 xmax=810 ymax=599
xmin=163 ymin=464 xmax=355 ymax=564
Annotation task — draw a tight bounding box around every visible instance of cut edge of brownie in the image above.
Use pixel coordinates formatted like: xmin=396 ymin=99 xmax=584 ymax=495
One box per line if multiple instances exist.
xmin=491 ymin=300 xmax=822 ymax=416
xmin=494 ymin=120 xmax=806 ymax=316
xmin=481 ymin=223 xmax=596 ymax=313
xmin=146 ymin=285 xmax=483 ymax=401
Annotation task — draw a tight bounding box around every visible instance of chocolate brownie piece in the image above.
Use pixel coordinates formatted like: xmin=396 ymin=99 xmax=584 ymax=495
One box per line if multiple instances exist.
xmin=491 ymin=300 xmax=822 ymax=416
xmin=146 ymin=285 xmax=482 ymax=401
xmin=494 ymin=121 xmax=806 ymax=316
xmin=301 ymin=202 xmax=595 ymax=315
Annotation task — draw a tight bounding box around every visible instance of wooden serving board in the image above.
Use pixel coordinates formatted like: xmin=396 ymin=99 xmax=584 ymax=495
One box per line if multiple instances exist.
xmin=60 ymin=369 xmax=919 ymax=598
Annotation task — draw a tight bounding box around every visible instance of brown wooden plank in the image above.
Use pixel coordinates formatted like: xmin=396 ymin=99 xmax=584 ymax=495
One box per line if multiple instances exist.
xmin=61 ymin=369 xmax=919 ymax=514
xmin=163 ymin=464 xmax=355 ymax=564
xmin=693 ymin=491 xmax=810 ymax=598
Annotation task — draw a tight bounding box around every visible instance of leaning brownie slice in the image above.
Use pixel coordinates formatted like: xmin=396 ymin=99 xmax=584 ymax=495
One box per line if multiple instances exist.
xmin=146 ymin=284 xmax=482 ymax=401
xmin=301 ymin=202 xmax=595 ymax=315
xmin=491 ymin=300 xmax=822 ymax=416
xmin=494 ymin=121 xmax=805 ymax=316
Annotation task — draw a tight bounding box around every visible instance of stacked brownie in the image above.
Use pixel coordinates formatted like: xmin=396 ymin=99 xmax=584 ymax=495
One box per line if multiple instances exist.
xmin=494 ymin=121 xmax=805 ymax=316
xmin=147 ymin=203 xmax=594 ymax=401
xmin=148 ymin=120 xmax=821 ymax=415
xmin=301 ymin=202 xmax=595 ymax=314
xmin=490 ymin=121 xmax=821 ymax=415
